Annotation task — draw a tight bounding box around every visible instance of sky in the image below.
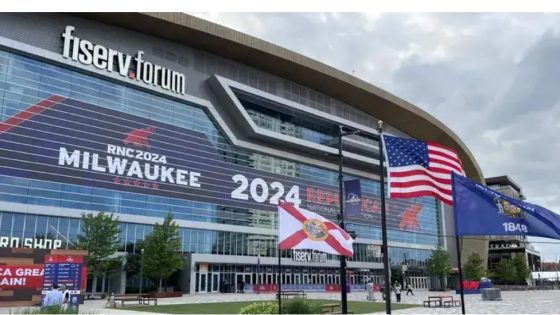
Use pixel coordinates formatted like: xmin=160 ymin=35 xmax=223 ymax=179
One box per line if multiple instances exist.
xmin=191 ymin=12 xmax=560 ymax=261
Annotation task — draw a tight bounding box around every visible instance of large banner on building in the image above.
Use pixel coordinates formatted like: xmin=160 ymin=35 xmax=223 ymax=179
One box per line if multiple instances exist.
xmin=0 ymin=95 xmax=428 ymax=230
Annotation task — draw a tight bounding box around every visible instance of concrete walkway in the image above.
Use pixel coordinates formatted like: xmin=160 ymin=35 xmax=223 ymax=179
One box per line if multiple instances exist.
xmin=2 ymin=289 xmax=559 ymax=314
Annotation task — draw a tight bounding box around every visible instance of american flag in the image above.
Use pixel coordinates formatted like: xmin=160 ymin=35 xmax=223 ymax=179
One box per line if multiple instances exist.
xmin=382 ymin=134 xmax=465 ymax=205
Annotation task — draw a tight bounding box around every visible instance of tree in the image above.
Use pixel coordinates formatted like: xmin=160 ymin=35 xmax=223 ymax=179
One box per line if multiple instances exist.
xmin=513 ymin=254 xmax=530 ymax=284
xmin=125 ymin=241 xmax=144 ymax=278
xmin=143 ymin=213 xmax=183 ymax=292
xmin=78 ymin=212 xmax=121 ymax=294
xmin=493 ymin=259 xmax=516 ymax=284
xmin=463 ymin=253 xmax=486 ymax=280
xmin=427 ymin=247 xmax=452 ymax=290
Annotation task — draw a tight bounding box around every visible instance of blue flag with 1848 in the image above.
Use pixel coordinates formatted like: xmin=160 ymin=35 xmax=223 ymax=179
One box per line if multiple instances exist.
xmin=453 ymin=173 xmax=560 ymax=239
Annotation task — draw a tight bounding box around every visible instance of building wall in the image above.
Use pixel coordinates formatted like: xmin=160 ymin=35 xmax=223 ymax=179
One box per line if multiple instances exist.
xmin=0 ymin=13 xmax=486 ymax=292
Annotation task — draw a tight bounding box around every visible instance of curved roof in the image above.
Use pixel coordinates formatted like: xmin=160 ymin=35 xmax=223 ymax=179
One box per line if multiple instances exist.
xmin=75 ymin=12 xmax=484 ymax=183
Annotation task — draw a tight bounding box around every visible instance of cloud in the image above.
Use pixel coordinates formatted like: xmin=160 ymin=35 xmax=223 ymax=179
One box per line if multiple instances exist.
xmin=191 ymin=12 xmax=560 ymax=260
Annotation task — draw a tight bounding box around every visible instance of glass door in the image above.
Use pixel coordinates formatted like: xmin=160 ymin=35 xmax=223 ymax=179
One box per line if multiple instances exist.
xmin=211 ymin=273 xmax=219 ymax=292
xmin=199 ymin=273 xmax=207 ymax=293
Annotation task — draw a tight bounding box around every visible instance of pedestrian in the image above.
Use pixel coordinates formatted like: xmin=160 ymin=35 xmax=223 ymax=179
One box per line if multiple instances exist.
xmin=406 ymin=283 xmax=414 ymax=296
xmin=60 ymin=284 xmax=70 ymax=311
xmin=42 ymin=284 xmax=63 ymax=311
xmin=366 ymin=279 xmax=374 ymax=301
xmin=394 ymin=283 xmax=402 ymax=302
xmin=240 ymin=279 xmax=245 ymax=293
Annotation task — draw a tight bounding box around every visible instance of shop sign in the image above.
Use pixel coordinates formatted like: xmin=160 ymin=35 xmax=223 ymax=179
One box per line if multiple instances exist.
xmin=0 ymin=237 xmax=62 ymax=249
xmin=489 ymin=241 xmax=520 ymax=249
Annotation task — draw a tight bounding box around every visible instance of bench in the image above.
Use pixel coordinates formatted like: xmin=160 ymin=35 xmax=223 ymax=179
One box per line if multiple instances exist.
xmin=423 ymin=295 xmax=460 ymax=308
xmin=320 ymin=303 xmax=354 ymax=314
xmin=108 ymin=294 xmax=158 ymax=308
xmin=423 ymin=296 xmax=444 ymax=308
xmin=276 ymin=290 xmax=307 ymax=300
xmin=442 ymin=296 xmax=460 ymax=308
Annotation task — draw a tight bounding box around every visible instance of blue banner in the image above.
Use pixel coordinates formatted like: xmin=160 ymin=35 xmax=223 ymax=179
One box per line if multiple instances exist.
xmin=0 ymin=95 xmax=428 ymax=229
xmin=453 ymin=173 xmax=560 ymax=239
xmin=344 ymin=179 xmax=362 ymax=217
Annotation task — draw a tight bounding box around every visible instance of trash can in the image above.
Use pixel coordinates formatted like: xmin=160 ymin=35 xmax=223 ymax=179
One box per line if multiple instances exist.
xmin=481 ymin=288 xmax=502 ymax=301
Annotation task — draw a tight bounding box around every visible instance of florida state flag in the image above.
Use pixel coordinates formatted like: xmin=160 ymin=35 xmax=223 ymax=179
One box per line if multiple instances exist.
xmin=278 ymin=202 xmax=354 ymax=257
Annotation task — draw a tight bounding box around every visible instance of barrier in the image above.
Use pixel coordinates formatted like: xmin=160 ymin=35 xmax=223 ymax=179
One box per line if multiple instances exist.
xmin=248 ymin=284 xmax=360 ymax=292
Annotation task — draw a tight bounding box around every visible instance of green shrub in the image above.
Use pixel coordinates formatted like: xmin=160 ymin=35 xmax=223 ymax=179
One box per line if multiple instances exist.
xmin=281 ymin=298 xmax=321 ymax=314
xmin=239 ymin=302 xmax=279 ymax=314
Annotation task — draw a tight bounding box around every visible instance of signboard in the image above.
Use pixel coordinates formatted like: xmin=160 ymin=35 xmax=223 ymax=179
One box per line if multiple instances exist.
xmin=0 ymin=266 xmax=44 ymax=288
xmin=292 ymin=250 xmax=327 ymax=263
xmin=0 ymin=95 xmax=427 ymax=230
xmin=0 ymin=237 xmax=62 ymax=249
xmin=42 ymin=255 xmax=83 ymax=311
xmin=489 ymin=240 xmax=521 ymax=249
xmin=62 ymin=26 xmax=185 ymax=95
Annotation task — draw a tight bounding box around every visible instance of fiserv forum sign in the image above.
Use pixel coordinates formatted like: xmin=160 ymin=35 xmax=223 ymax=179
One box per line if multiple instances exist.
xmin=0 ymin=95 xmax=426 ymax=230
xmin=61 ymin=26 xmax=185 ymax=95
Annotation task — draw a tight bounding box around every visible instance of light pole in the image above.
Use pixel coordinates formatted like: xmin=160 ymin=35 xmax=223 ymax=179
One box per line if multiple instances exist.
xmin=139 ymin=248 xmax=145 ymax=294
xmin=337 ymin=125 xmax=360 ymax=314
xmin=257 ymin=254 xmax=261 ymax=294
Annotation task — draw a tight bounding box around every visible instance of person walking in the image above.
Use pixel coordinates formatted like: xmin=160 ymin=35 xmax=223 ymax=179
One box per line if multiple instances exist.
xmin=366 ymin=279 xmax=374 ymax=301
xmin=406 ymin=283 xmax=414 ymax=296
xmin=60 ymin=284 xmax=70 ymax=311
xmin=239 ymin=279 xmax=245 ymax=293
xmin=394 ymin=283 xmax=402 ymax=302
xmin=42 ymin=284 xmax=63 ymax=311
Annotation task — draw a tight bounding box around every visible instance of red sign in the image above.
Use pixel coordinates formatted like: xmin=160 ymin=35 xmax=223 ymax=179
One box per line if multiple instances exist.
xmin=45 ymin=255 xmax=84 ymax=263
xmin=325 ymin=284 xmax=341 ymax=292
xmin=0 ymin=265 xmax=44 ymax=289
xmin=254 ymin=284 xmax=277 ymax=293
xmin=457 ymin=280 xmax=479 ymax=290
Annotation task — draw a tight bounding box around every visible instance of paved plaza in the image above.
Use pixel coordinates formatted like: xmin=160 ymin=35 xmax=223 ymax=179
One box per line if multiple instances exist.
xmin=2 ymin=289 xmax=559 ymax=314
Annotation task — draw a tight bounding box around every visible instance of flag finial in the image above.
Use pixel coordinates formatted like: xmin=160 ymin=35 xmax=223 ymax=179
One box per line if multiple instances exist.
xmin=378 ymin=120 xmax=383 ymax=130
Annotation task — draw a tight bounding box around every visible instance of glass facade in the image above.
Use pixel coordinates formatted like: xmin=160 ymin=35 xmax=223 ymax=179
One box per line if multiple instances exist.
xmin=0 ymin=48 xmax=439 ymax=269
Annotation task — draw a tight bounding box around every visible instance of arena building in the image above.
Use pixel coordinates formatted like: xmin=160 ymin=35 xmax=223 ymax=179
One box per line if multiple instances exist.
xmin=0 ymin=13 xmax=486 ymax=294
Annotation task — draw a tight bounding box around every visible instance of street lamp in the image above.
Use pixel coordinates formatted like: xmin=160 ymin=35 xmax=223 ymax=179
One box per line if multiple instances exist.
xmin=337 ymin=125 xmax=360 ymax=315
xmin=139 ymin=248 xmax=145 ymax=294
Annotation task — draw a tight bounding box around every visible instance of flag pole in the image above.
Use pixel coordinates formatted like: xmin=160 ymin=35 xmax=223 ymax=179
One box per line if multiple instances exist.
xmin=451 ymin=172 xmax=466 ymax=314
xmin=337 ymin=125 xmax=349 ymax=314
xmin=455 ymin=236 xmax=466 ymax=314
xmin=277 ymin=248 xmax=282 ymax=314
xmin=377 ymin=121 xmax=392 ymax=314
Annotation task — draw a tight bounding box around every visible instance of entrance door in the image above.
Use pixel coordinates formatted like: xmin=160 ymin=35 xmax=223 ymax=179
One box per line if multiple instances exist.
xmin=294 ymin=274 xmax=301 ymax=284
xmin=319 ymin=275 xmax=325 ymax=285
xmin=236 ymin=273 xmax=252 ymax=292
xmin=285 ymin=274 xmax=292 ymax=284
xmin=266 ymin=273 xmax=273 ymax=284
xmin=303 ymin=274 xmax=309 ymax=284
xmin=244 ymin=274 xmax=252 ymax=289
xmin=311 ymin=274 xmax=317 ymax=284
xmin=199 ymin=273 xmax=207 ymax=293
xmin=211 ymin=273 xmax=219 ymax=292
